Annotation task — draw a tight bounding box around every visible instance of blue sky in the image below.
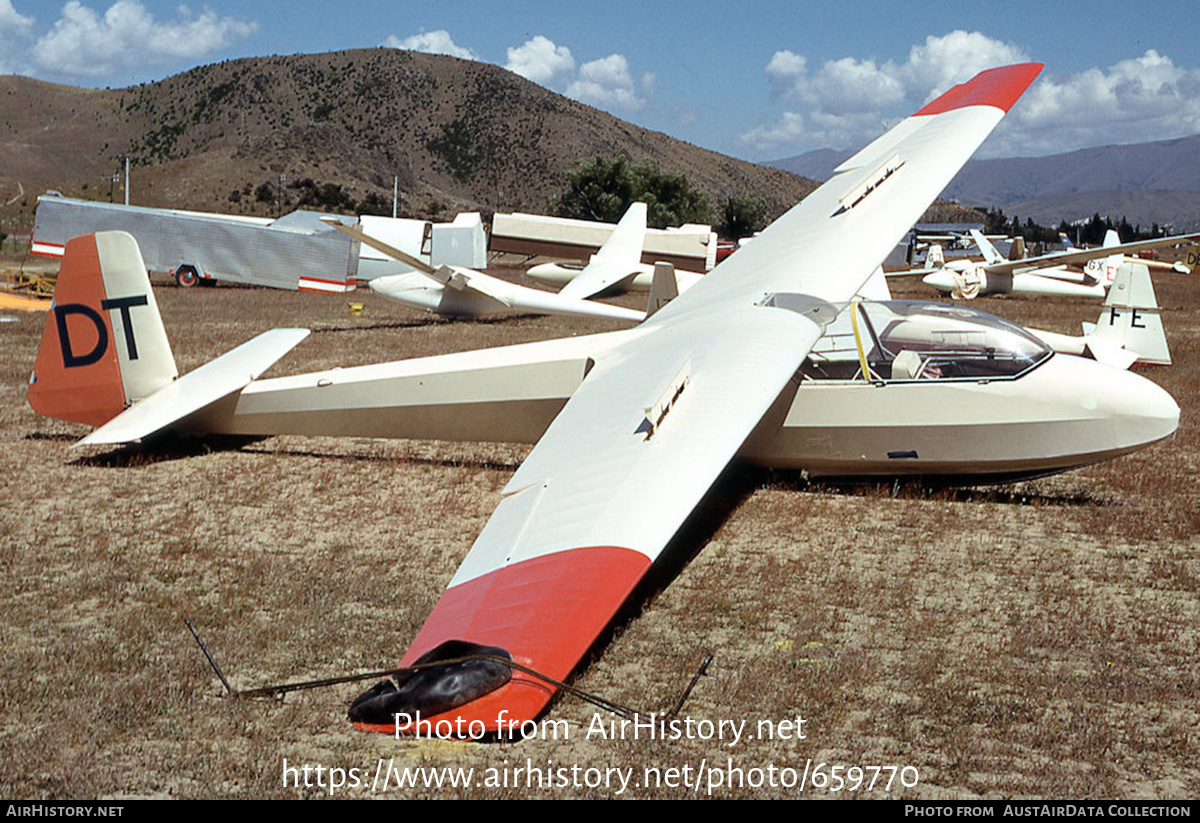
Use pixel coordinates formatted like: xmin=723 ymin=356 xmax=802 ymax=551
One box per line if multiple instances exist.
xmin=4 ymin=0 xmax=1200 ymax=161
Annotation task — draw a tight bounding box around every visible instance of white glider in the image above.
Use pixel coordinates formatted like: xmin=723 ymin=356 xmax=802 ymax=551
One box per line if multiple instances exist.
xmin=922 ymin=228 xmax=1200 ymax=299
xmin=331 ymin=218 xmax=645 ymax=323
xmin=30 ymin=64 xmax=1180 ymax=733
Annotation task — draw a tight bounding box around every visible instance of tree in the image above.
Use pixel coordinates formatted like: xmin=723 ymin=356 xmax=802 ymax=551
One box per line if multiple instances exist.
xmin=551 ymin=155 xmax=711 ymax=228
xmin=716 ymin=195 xmax=770 ymax=239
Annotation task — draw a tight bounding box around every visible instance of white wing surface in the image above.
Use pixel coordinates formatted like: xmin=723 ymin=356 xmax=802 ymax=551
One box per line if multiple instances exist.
xmin=351 ymin=63 xmax=1044 ymax=732
xmin=981 ymin=233 xmax=1200 ymax=277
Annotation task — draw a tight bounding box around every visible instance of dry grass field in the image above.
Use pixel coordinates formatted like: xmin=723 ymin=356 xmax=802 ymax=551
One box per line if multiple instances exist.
xmin=0 ymin=259 xmax=1196 ymax=799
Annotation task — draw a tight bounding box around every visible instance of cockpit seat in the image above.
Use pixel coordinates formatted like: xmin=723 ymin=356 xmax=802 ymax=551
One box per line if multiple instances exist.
xmin=892 ymin=349 xmax=924 ymax=380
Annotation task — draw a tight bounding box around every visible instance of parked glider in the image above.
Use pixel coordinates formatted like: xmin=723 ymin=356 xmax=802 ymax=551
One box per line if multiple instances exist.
xmin=29 ymin=64 xmax=1181 ymax=734
xmin=331 ymin=218 xmax=645 ymax=322
xmin=922 ymin=228 xmax=1200 ymax=299
xmin=1062 ymin=231 xmax=1196 ymax=277
xmin=525 ymin=202 xmax=705 ymax=298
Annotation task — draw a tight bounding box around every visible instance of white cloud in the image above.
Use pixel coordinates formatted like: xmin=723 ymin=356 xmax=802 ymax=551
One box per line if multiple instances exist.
xmin=386 ymin=29 xmax=477 ymax=61
xmin=0 ymin=0 xmax=32 ymax=32
xmin=0 ymin=0 xmax=34 ymax=74
xmin=504 ymin=35 xmax=574 ymax=88
xmin=749 ymin=31 xmax=1200 ymax=160
xmin=766 ymin=51 xmax=904 ymax=114
xmin=31 ymin=1 xmax=256 ymax=78
xmin=743 ymin=31 xmax=1037 ymax=157
xmin=567 ymin=53 xmax=647 ymax=111
xmin=995 ymin=50 xmax=1200 ymax=156
xmin=765 ymin=49 xmax=805 ymax=91
xmin=897 ymin=31 xmax=1029 ymax=102
xmin=503 ymin=35 xmax=651 ymax=114
xmin=805 ymin=57 xmax=906 ymax=115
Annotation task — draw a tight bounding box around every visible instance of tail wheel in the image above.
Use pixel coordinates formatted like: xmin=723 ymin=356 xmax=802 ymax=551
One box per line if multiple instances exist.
xmin=175 ymin=265 xmax=200 ymax=288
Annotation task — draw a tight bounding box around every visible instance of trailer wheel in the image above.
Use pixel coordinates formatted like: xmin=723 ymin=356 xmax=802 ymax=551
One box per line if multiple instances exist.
xmin=175 ymin=265 xmax=200 ymax=288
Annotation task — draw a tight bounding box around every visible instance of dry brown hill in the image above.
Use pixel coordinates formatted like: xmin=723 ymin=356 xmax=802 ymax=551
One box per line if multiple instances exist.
xmin=0 ymin=49 xmax=816 ymax=226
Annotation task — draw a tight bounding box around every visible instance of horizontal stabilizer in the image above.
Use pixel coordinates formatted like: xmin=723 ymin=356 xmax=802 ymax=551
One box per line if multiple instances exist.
xmin=77 ymin=328 xmax=310 ymax=446
xmin=1084 ymin=337 xmax=1139 ymax=371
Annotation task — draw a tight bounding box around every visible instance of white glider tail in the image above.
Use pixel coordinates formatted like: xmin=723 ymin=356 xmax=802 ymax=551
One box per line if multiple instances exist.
xmin=1030 ymin=261 xmax=1171 ymax=367
xmin=526 ymin=202 xmax=706 ymax=298
xmin=556 ymin=202 xmax=648 ymax=300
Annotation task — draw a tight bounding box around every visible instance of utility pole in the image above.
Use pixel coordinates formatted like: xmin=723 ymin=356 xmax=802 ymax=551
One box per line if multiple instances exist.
xmin=124 ymin=155 xmax=130 ymax=205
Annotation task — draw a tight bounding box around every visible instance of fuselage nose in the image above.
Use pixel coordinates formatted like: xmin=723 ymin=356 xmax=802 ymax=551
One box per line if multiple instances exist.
xmin=1091 ymin=364 xmax=1179 ymax=445
xmin=369 ymin=273 xmax=442 ymax=310
xmin=922 ymin=271 xmax=955 ymax=292
xmin=1051 ymin=354 xmax=1179 ymax=452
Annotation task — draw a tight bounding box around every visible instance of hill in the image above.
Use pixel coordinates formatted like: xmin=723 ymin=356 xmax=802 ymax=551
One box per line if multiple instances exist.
xmin=768 ymin=133 xmax=1200 ymax=231
xmin=0 ymin=49 xmax=815 ymax=226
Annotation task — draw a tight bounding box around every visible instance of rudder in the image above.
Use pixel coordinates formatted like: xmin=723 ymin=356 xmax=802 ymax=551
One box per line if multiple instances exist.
xmin=1088 ymin=262 xmax=1171 ymax=366
xmin=28 ymin=232 xmax=177 ymax=426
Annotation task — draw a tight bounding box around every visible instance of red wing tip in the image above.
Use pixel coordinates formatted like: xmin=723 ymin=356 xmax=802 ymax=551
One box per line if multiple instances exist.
xmin=914 ymin=62 xmax=1043 ymax=116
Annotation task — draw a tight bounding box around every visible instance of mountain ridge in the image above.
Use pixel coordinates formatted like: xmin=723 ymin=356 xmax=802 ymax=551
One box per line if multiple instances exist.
xmin=0 ymin=49 xmax=817 ymax=224
xmin=767 ymin=133 xmax=1200 ymax=230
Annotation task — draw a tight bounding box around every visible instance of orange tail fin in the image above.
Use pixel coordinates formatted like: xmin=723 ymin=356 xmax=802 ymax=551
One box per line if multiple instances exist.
xmin=28 ymin=232 xmax=176 ymax=426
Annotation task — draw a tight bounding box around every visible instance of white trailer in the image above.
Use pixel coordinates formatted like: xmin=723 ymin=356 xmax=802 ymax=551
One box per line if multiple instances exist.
xmin=31 ymin=195 xmax=359 ymax=292
xmin=356 ymin=212 xmax=487 ymax=280
xmin=490 ymin=211 xmax=718 ymax=271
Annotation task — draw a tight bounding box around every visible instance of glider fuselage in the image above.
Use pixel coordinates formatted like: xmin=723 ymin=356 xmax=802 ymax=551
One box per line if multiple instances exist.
xmin=190 ymin=300 xmax=1178 ymax=483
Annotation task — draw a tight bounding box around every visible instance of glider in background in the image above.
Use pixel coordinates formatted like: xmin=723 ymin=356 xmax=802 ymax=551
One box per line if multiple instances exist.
xmin=922 ymin=228 xmax=1200 ymax=299
xmin=332 ymin=218 xmax=645 ymax=323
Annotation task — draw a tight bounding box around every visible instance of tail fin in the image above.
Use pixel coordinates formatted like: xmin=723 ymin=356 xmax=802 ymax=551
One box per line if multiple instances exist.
xmin=1086 ymin=262 xmax=1171 ymax=366
xmin=925 ymin=243 xmax=945 ymax=269
xmin=558 ymin=202 xmax=647 ymax=301
xmin=1009 ymin=236 xmax=1026 ymax=260
xmin=1181 ymin=242 xmax=1200 ymax=273
xmin=646 ymin=261 xmax=678 ymax=318
xmin=28 ymin=232 xmax=177 ymax=426
xmin=969 ymin=229 xmax=1004 ymax=265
